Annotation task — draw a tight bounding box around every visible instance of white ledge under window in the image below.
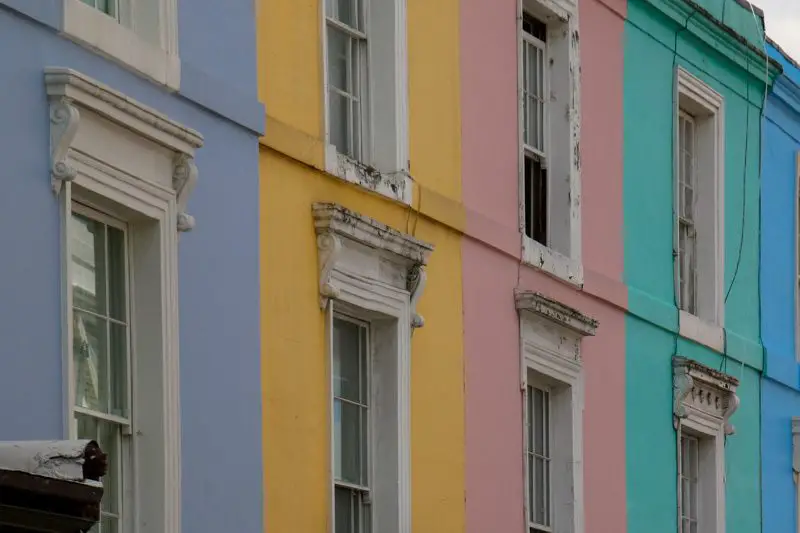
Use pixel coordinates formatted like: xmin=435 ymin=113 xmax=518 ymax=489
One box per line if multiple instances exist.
xmin=522 ymin=237 xmax=584 ymax=287
xmin=313 ymin=202 xmax=432 ymax=328
xmin=324 ymin=146 xmax=413 ymax=205
xmin=62 ymin=0 xmax=180 ymax=89
xmin=679 ymin=311 xmax=724 ymax=353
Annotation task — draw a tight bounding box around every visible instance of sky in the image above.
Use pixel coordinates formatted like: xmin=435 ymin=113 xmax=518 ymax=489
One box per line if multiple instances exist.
xmin=757 ymin=0 xmax=800 ymax=60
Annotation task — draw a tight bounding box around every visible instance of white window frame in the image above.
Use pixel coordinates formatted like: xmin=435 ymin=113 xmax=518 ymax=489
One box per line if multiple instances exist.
xmin=70 ymin=201 xmax=134 ymax=532
xmin=46 ymin=67 xmax=203 ymax=533
xmin=314 ymin=202 xmax=434 ymax=533
xmin=674 ymin=67 xmax=725 ymax=352
xmin=518 ymin=0 xmax=582 ymax=286
xmin=516 ymin=291 xmax=596 ymax=533
xmin=331 ymin=312 xmax=372 ymax=533
xmin=673 ymin=357 xmax=740 ymax=533
xmin=62 ymin=0 xmax=180 ymax=89
xmin=321 ymin=0 xmax=412 ymax=205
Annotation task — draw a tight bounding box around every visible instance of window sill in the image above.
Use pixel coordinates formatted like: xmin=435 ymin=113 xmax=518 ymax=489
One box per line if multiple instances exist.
xmin=324 ymin=144 xmax=412 ymax=205
xmin=679 ymin=311 xmax=724 ymax=352
xmin=521 ymin=236 xmax=583 ymax=287
xmin=62 ymin=0 xmax=180 ymax=90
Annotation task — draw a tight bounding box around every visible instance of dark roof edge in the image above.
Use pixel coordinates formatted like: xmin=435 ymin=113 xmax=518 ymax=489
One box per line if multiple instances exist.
xmin=767 ymin=35 xmax=800 ymax=72
xmin=734 ymin=0 xmax=764 ymax=18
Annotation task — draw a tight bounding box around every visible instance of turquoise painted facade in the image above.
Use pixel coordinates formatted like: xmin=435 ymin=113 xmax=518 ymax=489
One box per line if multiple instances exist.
xmin=623 ymin=0 xmax=777 ymax=531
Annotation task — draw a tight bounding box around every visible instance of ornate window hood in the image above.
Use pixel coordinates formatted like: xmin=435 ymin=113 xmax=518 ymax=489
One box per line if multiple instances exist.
xmin=44 ymin=67 xmax=204 ymax=231
xmin=515 ymin=290 xmax=598 ymax=337
xmin=313 ymin=202 xmax=434 ymax=328
xmin=673 ymin=356 xmax=740 ymax=435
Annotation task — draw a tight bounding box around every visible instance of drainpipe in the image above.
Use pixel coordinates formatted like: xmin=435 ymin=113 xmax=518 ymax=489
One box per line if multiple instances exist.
xmin=792 ymin=418 xmax=800 ymax=533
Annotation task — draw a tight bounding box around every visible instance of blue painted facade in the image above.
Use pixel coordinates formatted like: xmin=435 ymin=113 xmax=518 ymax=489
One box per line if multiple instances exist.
xmin=761 ymin=42 xmax=800 ymax=533
xmin=0 ymin=3 xmax=263 ymax=532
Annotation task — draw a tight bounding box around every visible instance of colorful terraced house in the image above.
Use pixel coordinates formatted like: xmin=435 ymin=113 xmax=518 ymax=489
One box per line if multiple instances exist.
xmin=257 ymin=0 xmax=466 ymax=532
xmin=624 ymin=0 xmax=779 ymax=531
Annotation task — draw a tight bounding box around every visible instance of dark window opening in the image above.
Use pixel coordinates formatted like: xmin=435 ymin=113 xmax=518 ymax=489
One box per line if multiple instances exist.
xmin=524 ymin=154 xmax=548 ymax=246
xmin=523 ymin=14 xmax=547 ymax=42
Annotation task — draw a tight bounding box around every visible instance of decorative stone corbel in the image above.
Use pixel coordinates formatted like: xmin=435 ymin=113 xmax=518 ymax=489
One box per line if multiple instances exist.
xmin=722 ymin=393 xmax=740 ymax=435
xmin=317 ymin=231 xmax=343 ymax=309
xmin=311 ymin=203 xmax=434 ymax=324
xmin=407 ymin=263 xmax=427 ymax=329
xmin=49 ymin=100 xmax=80 ymax=194
xmin=173 ymin=154 xmax=198 ymax=232
xmin=673 ymin=356 xmax=740 ymax=434
xmin=673 ymin=364 xmax=694 ymax=420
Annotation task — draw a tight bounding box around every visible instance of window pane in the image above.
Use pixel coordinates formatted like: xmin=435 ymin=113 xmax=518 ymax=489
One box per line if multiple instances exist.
xmin=527 ymin=452 xmax=535 ymax=522
xmin=330 ymin=0 xmax=359 ymax=29
xmin=534 ymin=456 xmax=546 ymax=524
xmin=100 ymin=516 xmax=119 ymax=533
xmin=335 ymin=487 xmax=354 ymax=533
xmin=71 ymin=214 xmax=107 ymax=315
xmin=76 ymin=415 xmax=121 ymax=516
xmin=333 ymin=399 xmax=363 ymax=484
xmin=523 ymin=43 xmax=529 ymax=143
xmin=334 ymin=319 xmax=361 ymax=402
xmin=107 ymin=226 xmax=127 ymax=322
xmin=109 ymin=323 xmax=128 ymax=417
xmin=329 ymin=90 xmax=350 ymax=157
xmin=533 ymin=388 xmax=544 ymax=455
xmin=328 ymin=27 xmax=349 ymax=91
xmin=73 ymin=311 xmax=109 ymax=413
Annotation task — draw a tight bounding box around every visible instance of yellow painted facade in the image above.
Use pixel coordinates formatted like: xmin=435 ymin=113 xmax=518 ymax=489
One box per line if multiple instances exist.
xmin=256 ymin=0 xmax=465 ymax=531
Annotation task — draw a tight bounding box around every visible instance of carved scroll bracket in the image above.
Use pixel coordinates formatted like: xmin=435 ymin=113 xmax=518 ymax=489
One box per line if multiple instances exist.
xmin=673 ymin=365 xmax=694 ymax=420
xmin=49 ymin=99 xmax=80 ymax=195
xmin=407 ymin=264 xmax=427 ymax=329
xmin=317 ymin=231 xmax=343 ymax=309
xmin=673 ymin=356 xmax=740 ymax=434
xmin=173 ymin=154 xmax=198 ymax=232
xmin=722 ymin=393 xmax=740 ymax=435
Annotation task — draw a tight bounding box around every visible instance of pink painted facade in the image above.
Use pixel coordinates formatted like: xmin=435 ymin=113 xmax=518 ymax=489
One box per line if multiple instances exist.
xmin=460 ymin=0 xmax=628 ymax=530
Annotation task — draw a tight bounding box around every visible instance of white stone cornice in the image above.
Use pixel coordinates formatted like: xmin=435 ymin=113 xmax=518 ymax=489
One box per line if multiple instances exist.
xmin=673 ymin=356 xmax=740 ymax=435
xmin=44 ymin=68 xmax=203 ymax=152
xmin=312 ymin=203 xmax=434 ymax=328
xmin=515 ymin=291 xmax=598 ymax=337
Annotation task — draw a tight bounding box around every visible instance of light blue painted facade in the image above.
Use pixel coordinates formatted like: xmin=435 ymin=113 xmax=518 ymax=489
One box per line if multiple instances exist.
xmin=0 ymin=3 xmax=263 ymax=532
xmin=761 ymin=42 xmax=800 ymax=533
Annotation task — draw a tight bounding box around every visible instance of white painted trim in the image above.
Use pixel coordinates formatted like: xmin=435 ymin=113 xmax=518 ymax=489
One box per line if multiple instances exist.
xmin=518 ymin=292 xmax=594 ymax=533
xmin=679 ymin=311 xmax=724 ymax=353
xmin=0 ymin=440 xmax=97 ymax=484
xmin=316 ymin=204 xmax=423 ymax=533
xmin=679 ymin=420 xmax=726 ymax=533
xmin=48 ymin=68 xmax=202 ymax=533
xmin=324 ymin=148 xmax=413 ymax=205
xmin=674 ymin=66 xmax=725 ymax=328
xmin=62 ymin=0 xmax=180 ymax=90
xmin=522 ymin=236 xmax=584 ymax=287
xmin=517 ymin=0 xmax=582 ymax=284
